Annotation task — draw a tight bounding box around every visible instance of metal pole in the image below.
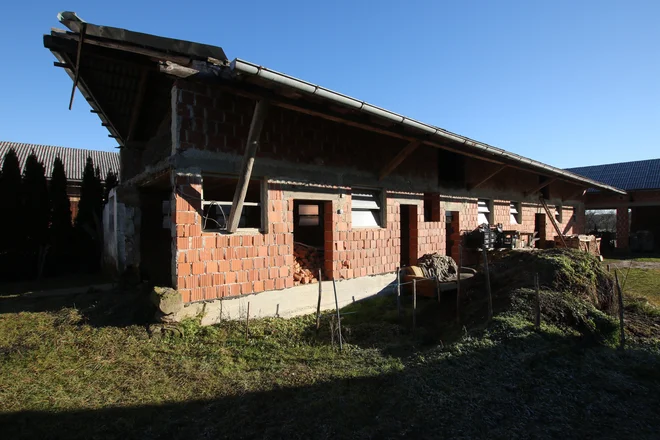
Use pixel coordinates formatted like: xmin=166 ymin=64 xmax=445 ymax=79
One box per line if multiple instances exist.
xmin=245 ymin=302 xmax=250 ymax=341
xmin=615 ymin=270 xmax=625 ymax=350
xmin=396 ymin=267 xmax=402 ymax=321
xmin=534 ymin=273 xmax=541 ymax=330
xmin=412 ymin=279 xmax=417 ymax=331
xmin=457 ymin=244 xmax=462 ymax=323
xmin=315 ymin=269 xmax=322 ymax=334
xmin=482 ymin=247 xmax=493 ymax=320
xmin=332 ymin=279 xmax=343 ymax=351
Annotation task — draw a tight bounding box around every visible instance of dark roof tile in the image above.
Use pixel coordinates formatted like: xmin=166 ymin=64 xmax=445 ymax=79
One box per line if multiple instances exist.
xmin=0 ymin=141 xmax=120 ymax=182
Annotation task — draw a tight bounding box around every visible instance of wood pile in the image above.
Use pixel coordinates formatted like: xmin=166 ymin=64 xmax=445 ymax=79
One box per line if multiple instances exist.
xmin=554 ymin=235 xmax=601 ymax=257
xmin=293 ymin=243 xmax=324 ymax=286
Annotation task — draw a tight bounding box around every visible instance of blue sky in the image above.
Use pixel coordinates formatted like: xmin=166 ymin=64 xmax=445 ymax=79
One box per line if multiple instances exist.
xmin=0 ymin=0 xmax=658 ymax=168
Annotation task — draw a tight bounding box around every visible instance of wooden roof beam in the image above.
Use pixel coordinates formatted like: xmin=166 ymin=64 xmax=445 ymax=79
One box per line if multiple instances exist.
xmin=524 ymin=177 xmax=557 ymax=197
xmin=378 ymin=140 xmax=421 ymax=180
xmin=467 ymin=165 xmax=508 ymax=191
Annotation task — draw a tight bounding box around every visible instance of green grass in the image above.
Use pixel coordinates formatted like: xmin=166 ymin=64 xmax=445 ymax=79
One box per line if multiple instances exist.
xmin=1 ymin=294 xmax=659 ymax=438
xmin=622 ymin=268 xmax=660 ymax=306
xmin=1 ymin=250 xmax=660 ymax=439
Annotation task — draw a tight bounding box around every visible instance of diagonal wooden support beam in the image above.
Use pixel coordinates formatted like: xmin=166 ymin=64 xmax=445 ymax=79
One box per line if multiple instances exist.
xmin=563 ymin=187 xmax=587 ymax=202
xmin=68 ymin=23 xmax=86 ymax=110
xmin=468 ymin=165 xmax=508 ymax=191
xmin=524 ymin=177 xmax=557 ymax=197
xmin=227 ymin=100 xmax=270 ymax=233
xmin=378 ymin=140 xmax=421 ymax=180
xmin=540 ymin=197 xmax=567 ymax=247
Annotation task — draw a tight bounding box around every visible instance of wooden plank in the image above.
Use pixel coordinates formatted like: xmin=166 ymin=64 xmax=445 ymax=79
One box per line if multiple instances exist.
xmin=468 ymin=164 xmax=508 ymax=190
xmin=127 ymin=68 xmax=149 ymax=141
xmin=51 ymin=28 xmax=193 ymax=66
xmin=226 ymin=100 xmax=269 ymax=233
xmin=378 ymin=140 xmax=421 ymax=180
xmin=524 ymin=177 xmax=557 ymax=197
xmin=540 ymin=197 xmax=567 ymax=247
xmin=68 ymin=23 xmax=86 ymax=110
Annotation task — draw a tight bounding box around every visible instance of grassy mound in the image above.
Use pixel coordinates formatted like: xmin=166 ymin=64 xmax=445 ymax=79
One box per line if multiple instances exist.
xmin=470 ymin=249 xmax=618 ymax=344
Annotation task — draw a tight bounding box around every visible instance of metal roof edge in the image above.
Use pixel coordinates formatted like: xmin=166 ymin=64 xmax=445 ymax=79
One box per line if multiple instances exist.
xmin=230 ymin=59 xmax=626 ymax=195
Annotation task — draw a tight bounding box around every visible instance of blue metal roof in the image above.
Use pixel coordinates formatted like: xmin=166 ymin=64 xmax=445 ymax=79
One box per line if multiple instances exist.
xmin=567 ymin=158 xmax=660 ymax=191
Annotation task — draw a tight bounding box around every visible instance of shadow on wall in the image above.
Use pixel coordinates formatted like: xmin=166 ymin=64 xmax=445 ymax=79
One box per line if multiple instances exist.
xmin=2 ymin=332 xmax=660 ymax=440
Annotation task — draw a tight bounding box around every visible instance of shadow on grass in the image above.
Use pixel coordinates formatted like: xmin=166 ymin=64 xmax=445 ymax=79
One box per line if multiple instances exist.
xmin=2 ymin=330 xmax=660 ymax=440
xmin=0 ymin=287 xmax=154 ymax=328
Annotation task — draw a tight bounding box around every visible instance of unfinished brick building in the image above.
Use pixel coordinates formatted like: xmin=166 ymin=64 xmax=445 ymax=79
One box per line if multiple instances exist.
xmin=44 ymin=12 xmax=625 ymax=319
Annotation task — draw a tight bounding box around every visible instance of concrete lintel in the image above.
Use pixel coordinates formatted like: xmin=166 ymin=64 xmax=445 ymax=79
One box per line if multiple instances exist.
xmin=173 ymin=272 xmax=398 ymax=325
xmin=173 ymin=149 xmax=585 ymax=204
xmin=121 ymin=156 xmax=174 ymax=187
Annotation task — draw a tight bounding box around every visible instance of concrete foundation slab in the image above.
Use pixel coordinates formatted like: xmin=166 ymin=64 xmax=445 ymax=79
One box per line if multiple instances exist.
xmin=173 ymin=272 xmax=398 ymax=325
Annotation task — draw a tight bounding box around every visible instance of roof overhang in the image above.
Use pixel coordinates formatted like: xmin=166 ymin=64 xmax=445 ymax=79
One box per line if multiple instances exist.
xmin=43 ymin=11 xmax=626 ymax=195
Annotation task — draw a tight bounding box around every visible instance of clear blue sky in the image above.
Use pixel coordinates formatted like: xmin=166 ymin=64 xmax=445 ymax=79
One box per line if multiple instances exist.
xmin=1 ymin=0 xmax=658 ymax=168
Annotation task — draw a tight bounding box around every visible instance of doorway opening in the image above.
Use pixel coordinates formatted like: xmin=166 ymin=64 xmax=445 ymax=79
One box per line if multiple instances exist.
xmin=292 ymin=200 xmax=325 ymax=285
xmin=534 ymin=213 xmax=547 ymax=249
xmin=400 ymin=205 xmax=417 ymax=267
xmin=446 ymin=211 xmax=460 ymax=261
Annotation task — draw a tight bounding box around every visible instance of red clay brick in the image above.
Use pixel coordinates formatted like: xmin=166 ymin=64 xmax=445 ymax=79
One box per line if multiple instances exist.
xmin=230 ymin=260 xmax=242 ymax=271
xmin=179 ymin=263 xmax=191 ymax=276
xmin=192 ymin=262 xmax=204 ymax=275
xmin=206 ymin=261 xmax=218 ymax=273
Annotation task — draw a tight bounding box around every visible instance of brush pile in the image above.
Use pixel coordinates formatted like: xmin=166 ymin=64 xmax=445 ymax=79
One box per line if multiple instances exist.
xmin=417 ymin=253 xmax=458 ymax=281
xmin=293 ymin=243 xmax=323 ymax=285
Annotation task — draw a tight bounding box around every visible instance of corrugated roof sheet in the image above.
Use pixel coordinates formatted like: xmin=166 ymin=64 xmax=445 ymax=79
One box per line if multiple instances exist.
xmin=0 ymin=141 xmax=120 ymax=182
xmin=567 ymin=158 xmax=660 ymax=191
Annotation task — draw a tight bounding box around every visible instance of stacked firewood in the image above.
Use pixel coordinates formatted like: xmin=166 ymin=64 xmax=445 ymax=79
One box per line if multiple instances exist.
xmin=293 ymin=243 xmax=324 ymax=285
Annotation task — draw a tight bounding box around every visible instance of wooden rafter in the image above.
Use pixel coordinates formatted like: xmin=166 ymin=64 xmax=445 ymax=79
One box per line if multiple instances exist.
xmin=378 ymin=140 xmax=421 ymax=180
xmin=68 ymin=23 xmax=86 ymax=110
xmin=127 ymin=68 xmax=149 ymax=142
xmin=524 ymin=177 xmax=557 ymax=197
xmin=468 ymin=165 xmax=508 ymax=191
xmin=227 ymin=100 xmax=270 ymax=233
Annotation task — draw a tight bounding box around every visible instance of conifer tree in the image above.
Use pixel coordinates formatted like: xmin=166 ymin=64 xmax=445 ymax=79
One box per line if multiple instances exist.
xmin=22 ymin=153 xmax=50 ymax=277
xmin=0 ymin=149 xmax=24 ymax=256
xmin=49 ymin=157 xmax=72 ymax=257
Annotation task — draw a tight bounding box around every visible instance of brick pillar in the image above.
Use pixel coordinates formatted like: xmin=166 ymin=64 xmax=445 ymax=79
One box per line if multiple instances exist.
xmin=616 ymin=206 xmax=629 ymax=250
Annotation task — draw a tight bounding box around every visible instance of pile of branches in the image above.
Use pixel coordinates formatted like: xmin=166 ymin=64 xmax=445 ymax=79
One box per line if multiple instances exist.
xmin=417 ymin=253 xmax=458 ymax=281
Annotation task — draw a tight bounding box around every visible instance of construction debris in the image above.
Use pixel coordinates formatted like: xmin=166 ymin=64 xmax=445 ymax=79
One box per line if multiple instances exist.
xmin=293 ymin=243 xmax=323 ymax=286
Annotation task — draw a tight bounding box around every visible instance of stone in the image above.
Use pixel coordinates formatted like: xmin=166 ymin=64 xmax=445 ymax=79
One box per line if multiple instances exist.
xmin=150 ymin=286 xmax=184 ymax=315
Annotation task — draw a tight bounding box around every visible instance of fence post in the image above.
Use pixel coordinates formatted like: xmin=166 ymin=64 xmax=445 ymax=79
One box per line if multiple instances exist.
xmin=614 ymin=270 xmax=625 ymax=350
xmin=333 ymin=279 xmax=343 ymax=351
xmin=315 ymin=269 xmax=323 ymax=334
xmin=457 ymin=244 xmax=462 ymax=324
xmin=412 ymin=279 xmax=417 ymax=331
xmin=396 ymin=266 xmax=402 ymax=322
xmin=534 ymin=273 xmax=541 ymax=330
xmin=245 ymin=302 xmax=250 ymax=341
xmin=482 ymin=247 xmax=493 ymax=320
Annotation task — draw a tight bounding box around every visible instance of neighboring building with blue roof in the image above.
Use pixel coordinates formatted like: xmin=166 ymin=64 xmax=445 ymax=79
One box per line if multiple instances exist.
xmin=568 ymin=158 xmax=660 ymax=251
xmin=567 ymin=159 xmax=660 ymax=192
